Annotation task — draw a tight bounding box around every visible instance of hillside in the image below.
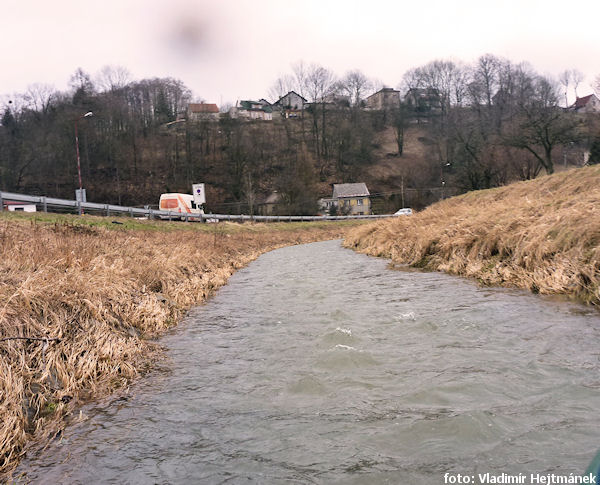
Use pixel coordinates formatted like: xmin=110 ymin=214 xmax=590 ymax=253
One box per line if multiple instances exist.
xmin=362 ymin=124 xmax=439 ymax=210
xmin=3 ymin=60 xmax=597 ymax=216
xmin=169 ymin=114 xmax=439 ymax=214
xmin=3 ymin=80 xmax=594 ymax=216
xmin=0 ymin=95 xmax=444 ymax=214
xmin=344 ymin=165 xmax=600 ymax=305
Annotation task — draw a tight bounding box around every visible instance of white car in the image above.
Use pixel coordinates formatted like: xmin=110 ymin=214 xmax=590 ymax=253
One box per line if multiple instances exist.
xmin=394 ymin=208 xmax=413 ymax=216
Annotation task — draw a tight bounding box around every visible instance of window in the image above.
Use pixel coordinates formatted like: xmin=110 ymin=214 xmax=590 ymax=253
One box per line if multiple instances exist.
xmin=357 ymin=199 xmax=363 ymax=205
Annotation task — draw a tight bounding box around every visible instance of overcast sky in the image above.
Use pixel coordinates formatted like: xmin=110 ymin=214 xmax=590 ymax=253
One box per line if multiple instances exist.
xmin=2 ymin=0 xmax=600 ymax=106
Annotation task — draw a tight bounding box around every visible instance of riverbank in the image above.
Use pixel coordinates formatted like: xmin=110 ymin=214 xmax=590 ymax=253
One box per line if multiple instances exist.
xmin=344 ymin=166 xmax=600 ymax=306
xmin=0 ymin=213 xmax=360 ymax=476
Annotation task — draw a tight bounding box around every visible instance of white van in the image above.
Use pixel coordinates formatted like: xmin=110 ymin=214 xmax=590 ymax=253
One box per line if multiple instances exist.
xmin=159 ymin=193 xmax=204 ymax=219
xmin=394 ymin=208 xmax=413 ymax=216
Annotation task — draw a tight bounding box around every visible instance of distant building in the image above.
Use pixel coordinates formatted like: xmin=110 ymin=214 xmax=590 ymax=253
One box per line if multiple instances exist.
xmin=257 ymin=191 xmax=282 ymax=215
xmin=319 ymin=183 xmax=371 ymax=215
xmin=569 ymin=94 xmax=600 ymax=114
xmin=404 ymin=88 xmax=442 ymax=113
xmin=187 ymin=103 xmax=220 ymax=121
xmin=305 ymin=93 xmax=351 ymax=111
xmin=273 ymin=91 xmax=307 ymax=118
xmin=229 ymin=100 xmax=273 ymax=121
xmin=366 ymin=88 xmax=400 ymax=111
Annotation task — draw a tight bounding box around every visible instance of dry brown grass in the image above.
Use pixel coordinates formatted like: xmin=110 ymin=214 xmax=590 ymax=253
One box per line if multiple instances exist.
xmin=344 ymin=165 xmax=600 ymax=305
xmin=0 ymin=218 xmax=350 ymax=476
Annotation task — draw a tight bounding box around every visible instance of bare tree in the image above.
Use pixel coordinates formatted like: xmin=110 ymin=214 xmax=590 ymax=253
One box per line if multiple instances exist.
xmin=469 ymin=54 xmax=502 ymax=107
xmin=370 ymin=78 xmax=385 ymax=95
xmin=405 ymin=59 xmax=469 ymax=112
xmin=291 ymin=61 xmax=308 ymax=98
xmin=559 ymin=69 xmax=585 ymax=107
xmin=300 ymin=63 xmax=337 ymax=168
xmin=340 ymin=70 xmax=372 ymax=106
xmin=268 ymin=61 xmax=322 ymax=102
xmin=571 ymin=69 xmax=584 ymax=99
xmin=95 ymin=65 xmax=131 ymax=92
xmin=558 ymin=70 xmax=571 ymax=107
xmin=505 ymin=75 xmax=578 ymax=174
xmin=400 ymin=68 xmax=420 ymax=93
xmin=24 ymin=84 xmax=56 ymax=114
xmin=69 ymin=68 xmax=94 ymax=95
xmin=303 ymin=63 xmax=337 ymax=102
xmin=268 ymin=74 xmax=296 ymax=102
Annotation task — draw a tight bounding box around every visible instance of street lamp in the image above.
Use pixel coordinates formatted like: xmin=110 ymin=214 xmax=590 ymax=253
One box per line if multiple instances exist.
xmin=441 ymin=161 xmax=451 ymax=200
xmin=75 ymin=111 xmax=93 ymax=212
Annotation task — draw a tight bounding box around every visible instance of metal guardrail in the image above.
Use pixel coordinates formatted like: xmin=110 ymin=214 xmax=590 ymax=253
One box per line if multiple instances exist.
xmin=0 ymin=191 xmax=394 ymax=223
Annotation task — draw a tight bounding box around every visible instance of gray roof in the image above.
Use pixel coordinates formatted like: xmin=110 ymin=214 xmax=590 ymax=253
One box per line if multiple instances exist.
xmin=332 ymin=183 xmax=370 ymax=198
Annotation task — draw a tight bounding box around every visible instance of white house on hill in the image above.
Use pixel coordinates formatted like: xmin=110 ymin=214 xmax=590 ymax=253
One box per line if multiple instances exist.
xmin=319 ymin=183 xmax=371 ymax=215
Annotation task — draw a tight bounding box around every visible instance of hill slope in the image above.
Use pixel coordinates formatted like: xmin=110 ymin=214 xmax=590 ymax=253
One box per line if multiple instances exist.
xmin=344 ymin=166 xmax=600 ymax=305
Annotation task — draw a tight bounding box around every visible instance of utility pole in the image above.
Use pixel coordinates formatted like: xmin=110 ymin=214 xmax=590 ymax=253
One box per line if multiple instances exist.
xmin=74 ymin=111 xmax=93 ymax=214
xmin=401 ymin=175 xmax=405 ymax=208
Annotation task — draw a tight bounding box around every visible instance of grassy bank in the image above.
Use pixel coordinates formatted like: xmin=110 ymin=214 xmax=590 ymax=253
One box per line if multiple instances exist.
xmin=0 ymin=213 xmax=360 ymax=475
xmin=344 ymin=166 xmax=600 ymax=306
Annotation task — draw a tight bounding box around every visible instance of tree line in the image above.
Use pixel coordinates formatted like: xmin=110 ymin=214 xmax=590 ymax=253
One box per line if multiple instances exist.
xmin=400 ymin=56 xmax=599 ymax=189
xmin=1 ymin=57 xmax=599 ymax=213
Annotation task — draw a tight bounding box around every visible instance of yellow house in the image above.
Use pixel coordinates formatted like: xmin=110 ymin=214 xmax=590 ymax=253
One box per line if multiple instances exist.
xmin=331 ymin=183 xmax=371 ymax=215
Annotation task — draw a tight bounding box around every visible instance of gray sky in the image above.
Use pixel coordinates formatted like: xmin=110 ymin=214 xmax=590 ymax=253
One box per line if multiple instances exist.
xmin=2 ymin=0 xmax=600 ymax=106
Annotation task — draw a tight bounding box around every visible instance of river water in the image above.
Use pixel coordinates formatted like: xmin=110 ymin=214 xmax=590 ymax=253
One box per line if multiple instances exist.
xmin=16 ymin=240 xmax=600 ymax=484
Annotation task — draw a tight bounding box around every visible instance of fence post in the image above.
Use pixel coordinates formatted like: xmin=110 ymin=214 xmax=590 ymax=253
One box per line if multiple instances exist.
xmin=77 ymin=200 xmax=82 ymax=216
xmin=41 ymin=197 xmax=47 ymax=212
xmin=129 ymin=208 xmax=133 ymax=218
xmin=0 ymin=192 xmax=3 ymax=212
xmin=105 ymin=204 xmax=110 ymax=217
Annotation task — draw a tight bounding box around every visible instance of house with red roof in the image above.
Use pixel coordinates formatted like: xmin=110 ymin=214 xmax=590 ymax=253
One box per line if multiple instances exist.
xmin=569 ymin=94 xmax=600 ymax=114
xmin=187 ymin=103 xmax=220 ymax=121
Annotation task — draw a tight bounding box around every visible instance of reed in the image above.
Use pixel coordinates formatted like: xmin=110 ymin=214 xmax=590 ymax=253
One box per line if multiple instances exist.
xmin=0 ymin=216 xmax=353 ymax=475
xmin=345 ymin=166 xmax=600 ymax=306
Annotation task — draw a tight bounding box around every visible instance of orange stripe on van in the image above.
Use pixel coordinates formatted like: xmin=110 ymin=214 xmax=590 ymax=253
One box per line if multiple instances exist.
xmin=177 ymin=194 xmax=192 ymax=213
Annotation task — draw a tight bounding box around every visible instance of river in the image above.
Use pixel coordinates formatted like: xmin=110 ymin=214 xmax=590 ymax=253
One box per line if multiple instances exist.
xmin=16 ymin=240 xmax=600 ymax=484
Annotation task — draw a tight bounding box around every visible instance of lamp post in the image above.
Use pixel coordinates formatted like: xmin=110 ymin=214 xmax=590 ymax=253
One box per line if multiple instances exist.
xmin=75 ymin=111 xmax=93 ymax=213
xmin=440 ymin=161 xmax=451 ymax=200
